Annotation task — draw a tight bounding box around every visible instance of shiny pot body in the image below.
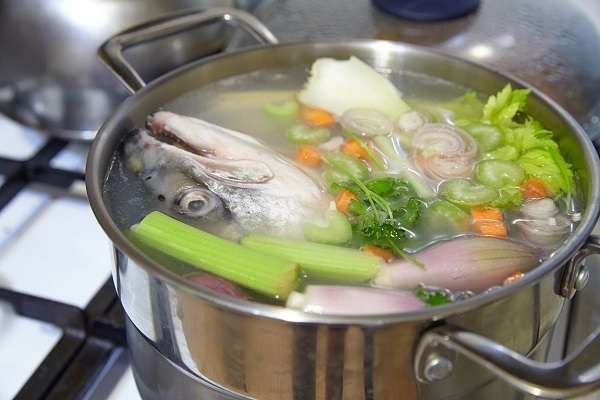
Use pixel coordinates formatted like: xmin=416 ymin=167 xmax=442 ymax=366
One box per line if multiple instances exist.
xmin=87 ymin=9 xmax=600 ymax=400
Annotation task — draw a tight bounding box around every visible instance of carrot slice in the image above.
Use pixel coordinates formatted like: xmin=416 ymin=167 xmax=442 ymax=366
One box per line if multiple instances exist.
xmin=297 ymin=145 xmax=321 ymax=167
xmin=471 ymin=207 xmax=507 ymax=237
xmin=361 ymin=245 xmax=394 ymax=262
xmin=521 ymin=178 xmax=550 ymax=199
xmin=335 ymin=189 xmax=356 ymax=214
xmin=473 ymin=220 xmax=507 ymax=237
xmin=300 ymin=106 xmax=336 ymax=127
xmin=470 ymin=207 xmax=503 ymax=222
xmin=342 ymin=139 xmax=369 ymax=160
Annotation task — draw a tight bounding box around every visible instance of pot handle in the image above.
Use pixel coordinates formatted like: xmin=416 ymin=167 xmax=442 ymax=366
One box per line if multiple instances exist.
xmin=415 ymin=236 xmax=600 ymax=398
xmin=98 ymin=8 xmax=278 ymax=93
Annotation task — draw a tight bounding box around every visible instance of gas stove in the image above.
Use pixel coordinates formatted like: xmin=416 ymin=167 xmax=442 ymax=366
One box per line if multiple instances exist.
xmin=1 ymin=1 xmax=599 ymax=399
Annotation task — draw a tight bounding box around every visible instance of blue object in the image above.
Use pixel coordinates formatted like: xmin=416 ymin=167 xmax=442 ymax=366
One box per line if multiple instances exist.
xmin=373 ymin=0 xmax=480 ymax=21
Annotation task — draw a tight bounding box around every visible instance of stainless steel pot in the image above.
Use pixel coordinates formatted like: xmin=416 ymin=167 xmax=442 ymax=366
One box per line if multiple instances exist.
xmin=87 ymin=8 xmax=600 ymax=400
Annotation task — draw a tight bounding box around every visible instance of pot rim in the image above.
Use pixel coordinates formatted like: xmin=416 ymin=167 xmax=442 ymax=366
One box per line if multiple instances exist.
xmin=86 ymin=39 xmax=600 ymax=326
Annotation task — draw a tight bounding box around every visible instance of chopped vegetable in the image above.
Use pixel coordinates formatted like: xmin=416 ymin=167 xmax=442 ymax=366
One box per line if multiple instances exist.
xmin=300 ymin=105 xmax=336 ymax=127
xmin=482 ymin=84 xmax=529 ymax=127
xmin=302 ymin=210 xmax=352 ymax=245
xmin=362 ymin=245 xmax=394 ymax=262
xmin=287 ymin=286 xmax=425 ymax=315
xmin=318 ymin=136 xmax=345 ymax=152
xmin=408 ymin=91 xmax=484 ymax=125
xmin=335 ymin=189 xmax=356 ymax=214
xmin=287 ymin=124 xmax=331 ymax=144
xmin=297 ymin=56 xmax=410 ymax=119
xmin=489 ymin=187 xmax=523 ymax=209
xmin=322 ymin=169 xmax=349 ymax=192
xmin=484 ymin=145 xmax=519 ymax=161
xmin=471 ymin=207 xmax=507 ymax=238
xmin=263 ymin=99 xmax=299 ymax=118
xmin=521 ymin=198 xmax=558 ymax=219
xmin=521 ymin=177 xmax=550 ymax=199
xmin=465 ymin=123 xmax=503 ymax=151
xmin=130 ymin=211 xmax=298 ymax=299
xmin=340 ymin=108 xmax=393 ymax=137
xmin=297 ymin=144 xmax=321 ymax=167
xmin=442 ymin=179 xmax=498 ymax=207
xmin=421 ymin=200 xmax=470 ymax=233
xmin=517 ymin=148 xmax=574 ymax=194
xmin=375 ymin=236 xmax=539 ymax=292
xmin=476 ymin=160 xmax=525 ymax=188
xmin=504 ymin=119 xmax=558 ymax=153
xmin=241 ymin=234 xmax=381 ymax=283
xmin=323 ymin=151 xmax=370 ymax=181
xmin=415 ymin=285 xmax=451 ymax=306
xmin=342 ymin=138 xmax=369 ymax=159
xmin=397 ymin=110 xmax=429 ymax=134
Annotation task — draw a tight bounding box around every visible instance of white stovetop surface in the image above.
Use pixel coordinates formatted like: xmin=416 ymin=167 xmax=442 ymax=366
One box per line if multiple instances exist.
xmin=0 ymin=115 xmax=141 ymax=399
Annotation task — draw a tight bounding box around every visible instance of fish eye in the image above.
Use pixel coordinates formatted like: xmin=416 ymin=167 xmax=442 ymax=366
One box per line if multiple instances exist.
xmin=174 ymin=188 xmax=220 ymax=217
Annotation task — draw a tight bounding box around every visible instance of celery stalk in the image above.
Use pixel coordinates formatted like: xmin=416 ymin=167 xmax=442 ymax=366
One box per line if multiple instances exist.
xmin=130 ymin=212 xmax=298 ymax=299
xmin=241 ymin=234 xmax=381 ymax=283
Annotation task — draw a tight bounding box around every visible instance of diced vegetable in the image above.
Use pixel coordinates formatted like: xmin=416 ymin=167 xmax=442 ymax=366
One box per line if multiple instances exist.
xmin=476 ymin=160 xmax=525 ymax=188
xmin=263 ymin=100 xmax=299 ymax=118
xmin=340 ymin=108 xmax=393 ymax=137
xmin=323 ymin=151 xmax=370 ymax=181
xmin=397 ymin=110 xmax=429 ymax=134
xmin=241 ymin=234 xmax=382 ymax=283
xmin=318 ymin=136 xmax=345 ymax=152
xmin=342 ymin=138 xmax=369 ymax=159
xmin=442 ymin=179 xmax=498 ymax=207
xmin=302 ymin=210 xmax=352 ymax=245
xmin=335 ymin=189 xmax=356 ymax=214
xmin=287 ymin=124 xmax=331 ymax=144
xmin=130 ymin=212 xmax=298 ymax=299
xmin=322 ymin=169 xmax=349 ymax=192
xmin=300 ymin=105 xmax=336 ymax=127
xmin=517 ymin=148 xmax=574 ymax=194
xmin=420 ymin=200 xmax=470 ymax=233
xmin=297 ymin=144 xmax=321 ymax=167
xmin=489 ymin=187 xmax=523 ymax=209
xmin=484 ymin=145 xmax=519 ymax=161
xmin=297 ymin=56 xmax=410 ymax=119
xmin=362 ymin=245 xmax=394 ymax=262
xmin=408 ymin=91 xmax=484 ymax=125
xmin=521 ymin=198 xmax=558 ymax=219
xmin=471 ymin=207 xmax=507 ymax=238
xmin=521 ymin=178 xmax=550 ymax=199
xmin=465 ymin=123 xmax=503 ymax=151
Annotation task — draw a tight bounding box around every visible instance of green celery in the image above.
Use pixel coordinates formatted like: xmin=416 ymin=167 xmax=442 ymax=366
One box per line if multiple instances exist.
xmin=241 ymin=234 xmax=382 ymax=283
xmin=130 ymin=211 xmax=298 ymax=299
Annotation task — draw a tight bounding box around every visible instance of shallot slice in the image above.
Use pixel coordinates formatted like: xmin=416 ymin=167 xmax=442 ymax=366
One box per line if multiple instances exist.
xmin=340 ymin=108 xmax=393 ymax=137
xmin=286 ymin=286 xmax=425 ymax=315
xmin=516 ymin=198 xmax=571 ymax=246
xmin=374 ymin=236 xmax=539 ymax=292
xmin=411 ymin=123 xmax=478 ymax=181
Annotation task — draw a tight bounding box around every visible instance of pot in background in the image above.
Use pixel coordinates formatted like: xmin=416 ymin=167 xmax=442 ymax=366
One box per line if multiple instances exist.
xmin=87 ymin=8 xmax=600 ymax=400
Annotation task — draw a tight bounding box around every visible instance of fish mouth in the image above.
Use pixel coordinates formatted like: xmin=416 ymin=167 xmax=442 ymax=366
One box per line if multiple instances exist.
xmin=146 ymin=113 xmax=275 ymax=185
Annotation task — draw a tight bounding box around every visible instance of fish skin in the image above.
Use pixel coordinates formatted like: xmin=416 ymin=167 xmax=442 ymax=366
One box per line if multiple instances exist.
xmin=125 ymin=112 xmax=330 ymax=238
xmin=374 ymin=236 xmax=539 ymax=292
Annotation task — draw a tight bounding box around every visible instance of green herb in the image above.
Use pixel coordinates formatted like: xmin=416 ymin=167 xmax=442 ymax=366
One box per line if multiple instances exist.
xmin=130 ymin=211 xmax=298 ymax=299
xmin=518 ymin=148 xmax=574 ymax=194
xmin=415 ymin=285 xmax=451 ymax=306
xmin=482 ymin=84 xmax=529 ymax=127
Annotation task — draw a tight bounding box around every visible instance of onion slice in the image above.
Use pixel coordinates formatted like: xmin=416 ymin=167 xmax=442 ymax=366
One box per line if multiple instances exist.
xmin=340 ymin=108 xmax=393 ymax=137
xmin=411 ymin=123 xmax=478 ymax=182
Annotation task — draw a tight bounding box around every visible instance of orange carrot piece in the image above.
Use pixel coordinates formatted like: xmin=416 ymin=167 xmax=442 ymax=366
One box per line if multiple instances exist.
xmin=361 ymin=245 xmax=394 ymax=262
xmin=473 ymin=220 xmax=507 ymax=237
xmin=521 ymin=178 xmax=550 ymax=200
xmin=470 ymin=207 xmax=503 ymax=222
xmin=300 ymin=106 xmax=336 ymax=127
xmin=335 ymin=189 xmax=356 ymax=214
xmin=297 ymin=145 xmax=321 ymax=167
xmin=342 ymin=139 xmax=369 ymax=160
xmin=471 ymin=207 xmax=506 ymax=237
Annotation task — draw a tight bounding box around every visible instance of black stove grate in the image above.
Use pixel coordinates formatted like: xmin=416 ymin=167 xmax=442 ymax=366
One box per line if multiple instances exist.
xmin=0 ymin=138 xmax=125 ymax=400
